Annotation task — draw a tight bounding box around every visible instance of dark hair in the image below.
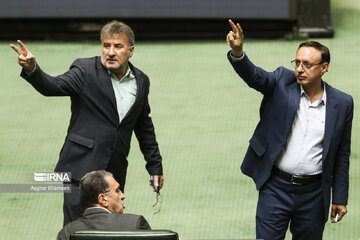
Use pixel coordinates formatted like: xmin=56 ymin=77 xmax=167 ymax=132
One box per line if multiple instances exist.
xmin=100 ymin=20 xmax=135 ymax=46
xmin=298 ymin=41 xmax=330 ymax=64
xmin=79 ymin=170 xmax=113 ymax=209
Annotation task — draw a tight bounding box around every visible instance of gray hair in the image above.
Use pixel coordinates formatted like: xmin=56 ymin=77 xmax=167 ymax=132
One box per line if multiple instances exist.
xmin=79 ymin=170 xmax=114 ymax=209
xmin=100 ymin=20 xmax=135 ymax=46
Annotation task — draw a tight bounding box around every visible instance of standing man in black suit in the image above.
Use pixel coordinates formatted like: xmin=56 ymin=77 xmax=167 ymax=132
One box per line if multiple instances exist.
xmin=226 ymin=20 xmax=353 ymax=240
xmin=57 ymin=170 xmax=151 ymax=240
xmin=11 ymin=20 xmax=164 ymax=225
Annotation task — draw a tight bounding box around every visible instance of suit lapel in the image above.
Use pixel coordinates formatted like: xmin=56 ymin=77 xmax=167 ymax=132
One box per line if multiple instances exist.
xmin=285 ymin=83 xmax=301 ymax=134
xmin=322 ymin=83 xmax=338 ymax=163
xmin=121 ymin=62 xmax=143 ymax=123
xmin=96 ymin=57 xmax=118 ymax=118
xmin=95 ymin=59 xmax=144 ymax=125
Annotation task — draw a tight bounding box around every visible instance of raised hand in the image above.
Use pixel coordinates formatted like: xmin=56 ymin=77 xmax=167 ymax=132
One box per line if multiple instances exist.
xmin=226 ymin=19 xmax=244 ymax=57
xmin=10 ymin=40 xmax=36 ymax=73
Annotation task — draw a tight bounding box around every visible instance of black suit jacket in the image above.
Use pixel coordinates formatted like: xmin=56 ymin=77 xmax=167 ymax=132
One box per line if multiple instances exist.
xmin=56 ymin=207 xmax=150 ymax=240
xmin=21 ymin=57 xmax=162 ymax=181
xmin=228 ymin=52 xmax=354 ymax=220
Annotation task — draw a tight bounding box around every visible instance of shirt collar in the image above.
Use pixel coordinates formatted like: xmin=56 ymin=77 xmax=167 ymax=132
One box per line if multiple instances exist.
xmin=86 ymin=206 xmax=112 ymax=214
xmin=108 ymin=65 xmax=132 ymax=82
xmin=300 ymin=82 xmax=327 ymax=106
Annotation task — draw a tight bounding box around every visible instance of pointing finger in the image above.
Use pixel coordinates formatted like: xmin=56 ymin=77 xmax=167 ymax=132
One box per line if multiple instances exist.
xmin=10 ymin=44 xmax=22 ymax=55
xmin=228 ymin=19 xmax=239 ymax=34
xmin=17 ymin=40 xmax=28 ymax=55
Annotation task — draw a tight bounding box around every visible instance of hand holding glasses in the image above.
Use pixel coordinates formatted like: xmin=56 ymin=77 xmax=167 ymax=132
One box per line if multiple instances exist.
xmin=150 ymin=176 xmax=162 ymax=214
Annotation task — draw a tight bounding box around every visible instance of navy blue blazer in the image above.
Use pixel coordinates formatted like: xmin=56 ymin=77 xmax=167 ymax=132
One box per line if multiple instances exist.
xmin=21 ymin=57 xmax=163 ymax=182
xmin=228 ymin=52 xmax=353 ymax=219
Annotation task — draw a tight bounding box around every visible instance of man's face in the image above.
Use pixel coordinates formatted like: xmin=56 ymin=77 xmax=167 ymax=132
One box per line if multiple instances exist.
xmin=104 ymin=176 xmax=126 ymax=214
xmin=294 ymin=46 xmax=328 ymax=89
xmin=101 ymin=33 xmax=134 ymax=75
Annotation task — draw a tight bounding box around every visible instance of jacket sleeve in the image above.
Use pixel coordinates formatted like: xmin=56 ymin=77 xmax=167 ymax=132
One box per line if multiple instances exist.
xmin=332 ymin=96 xmax=354 ymax=205
xmin=134 ymin=76 xmax=163 ymax=176
xmin=20 ymin=59 xmax=86 ymax=96
xmin=227 ymin=51 xmax=278 ymax=96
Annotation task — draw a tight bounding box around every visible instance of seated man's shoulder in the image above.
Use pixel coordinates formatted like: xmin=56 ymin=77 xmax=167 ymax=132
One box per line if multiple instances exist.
xmin=111 ymin=213 xmax=145 ymax=222
xmin=111 ymin=213 xmax=151 ymax=230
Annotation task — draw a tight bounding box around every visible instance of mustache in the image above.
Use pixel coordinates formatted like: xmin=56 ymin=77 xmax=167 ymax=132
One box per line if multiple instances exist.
xmin=297 ymin=74 xmax=306 ymax=79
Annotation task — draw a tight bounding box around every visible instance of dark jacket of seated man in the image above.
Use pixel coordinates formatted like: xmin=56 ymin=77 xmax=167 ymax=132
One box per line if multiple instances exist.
xmin=57 ymin=170 xmax=150 ymax=240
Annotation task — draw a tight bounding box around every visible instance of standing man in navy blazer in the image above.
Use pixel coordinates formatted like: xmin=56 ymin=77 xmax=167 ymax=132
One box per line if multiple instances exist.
xmin=11 ymin=21 xmax=164 ymax=226
xmin=226 ymin=20 xmax=353 ymax=240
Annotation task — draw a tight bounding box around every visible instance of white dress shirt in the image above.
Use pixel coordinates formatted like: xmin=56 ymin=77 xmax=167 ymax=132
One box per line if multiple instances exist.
xmin=230 ymin=51 xmax=326 ymax=175
xmin=275 ymin=85 xmax=327 ymax=175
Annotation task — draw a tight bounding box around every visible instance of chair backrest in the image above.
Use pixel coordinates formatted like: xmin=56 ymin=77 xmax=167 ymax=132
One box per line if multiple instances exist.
xmin=70 ymin=230 xmax=179 ymax=240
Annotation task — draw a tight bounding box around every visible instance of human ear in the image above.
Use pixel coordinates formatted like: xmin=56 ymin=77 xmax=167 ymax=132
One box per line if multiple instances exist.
xmin=98 ymin=193 xmax=108 ymax=207
xmin=321 ymin=63 xmax=329 ymax=75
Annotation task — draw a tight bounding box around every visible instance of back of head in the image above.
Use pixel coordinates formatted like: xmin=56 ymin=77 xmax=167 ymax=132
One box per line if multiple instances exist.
xmin=79 ymin=170 xmax=113 ymax=209
xmin=298 ymin=41 xmax=330 ymax=64
xmin=100 ymin=20 xmax=135 ymax=46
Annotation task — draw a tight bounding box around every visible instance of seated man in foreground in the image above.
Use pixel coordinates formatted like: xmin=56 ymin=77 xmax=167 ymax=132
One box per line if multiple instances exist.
xmin=57 ymin=170 xmax=150 ymax=240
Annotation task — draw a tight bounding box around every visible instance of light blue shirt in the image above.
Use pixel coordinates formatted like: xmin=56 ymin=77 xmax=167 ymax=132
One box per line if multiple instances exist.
xmin=275 ymin=85 xmax=327 ymax=175
xmin=109 ymin=66 xmax=137 ymax=123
